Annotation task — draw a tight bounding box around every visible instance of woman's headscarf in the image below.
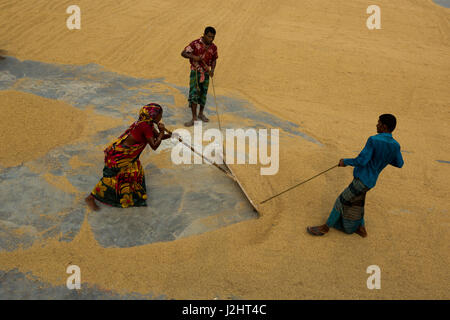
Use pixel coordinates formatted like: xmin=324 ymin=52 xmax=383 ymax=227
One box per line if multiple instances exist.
xmin=139 ymin=103 xmax=163 ymax=123
xmin=112 ymin=103 xmax=163 ymax=146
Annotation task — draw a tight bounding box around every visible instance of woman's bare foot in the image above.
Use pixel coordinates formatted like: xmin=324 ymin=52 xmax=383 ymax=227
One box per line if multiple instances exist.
xmin=355 ymin=226 xmax=367 ymax=238
xmin=85 ymin=194 xmax=100 ymax=211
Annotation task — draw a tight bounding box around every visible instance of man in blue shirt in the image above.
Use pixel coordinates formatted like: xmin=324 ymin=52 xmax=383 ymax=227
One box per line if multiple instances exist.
xmin=307 ymin=114 xmax=404 ymax=237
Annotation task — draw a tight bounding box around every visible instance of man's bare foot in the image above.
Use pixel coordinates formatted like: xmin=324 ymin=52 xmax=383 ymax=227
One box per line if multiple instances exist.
xmin=355 ymin=226 xmax=367 ymax=238
xmin=85 ymin=194 xmax=100 ymax=211
xmin=184 ymin=119 xmax=197 ymax=127
xmin=198 ymin=113 xmax=209 ymax=122
xmin=306 ymin=224 xmax=329 ymax=236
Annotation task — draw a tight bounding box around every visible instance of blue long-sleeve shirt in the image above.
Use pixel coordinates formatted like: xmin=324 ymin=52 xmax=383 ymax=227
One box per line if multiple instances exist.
xmin=343 ymin=133 xmax=404 ymax=188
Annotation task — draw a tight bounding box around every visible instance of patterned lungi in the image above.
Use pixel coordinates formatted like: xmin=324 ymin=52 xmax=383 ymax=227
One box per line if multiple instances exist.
xmin=188 ymin=69 xmax=209 ymax=106
xmin=326 ymin=178 xmax=371 ymax=234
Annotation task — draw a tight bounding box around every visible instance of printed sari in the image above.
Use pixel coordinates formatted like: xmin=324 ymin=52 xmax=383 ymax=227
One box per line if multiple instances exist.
xmin=90 ymin=103 xmax=162 ymax=208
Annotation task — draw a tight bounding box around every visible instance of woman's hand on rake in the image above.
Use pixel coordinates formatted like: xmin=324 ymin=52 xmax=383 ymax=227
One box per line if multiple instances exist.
xmin=157 ymin=122 xmax=166 ymax=133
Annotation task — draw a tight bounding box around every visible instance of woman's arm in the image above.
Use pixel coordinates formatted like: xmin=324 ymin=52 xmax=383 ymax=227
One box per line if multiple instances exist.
xmin=156 ymin=122 xmax=172 ymax=140
xmin=161 ymin=133 xmax=172 ymax=140
xmin=147 ymin=129 xmax=164 ymax=151
xmin=147 ymin=123 xmax=172 ymax=150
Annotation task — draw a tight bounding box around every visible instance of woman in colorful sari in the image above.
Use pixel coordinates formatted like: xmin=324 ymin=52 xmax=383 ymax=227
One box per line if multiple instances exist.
xmin=85 ymin=103 xmax=171 ymax=211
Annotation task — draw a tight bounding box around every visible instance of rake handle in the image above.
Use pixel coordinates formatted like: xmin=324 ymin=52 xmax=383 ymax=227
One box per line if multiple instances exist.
xmin=162 ymin=126 xmax=236 ymax=181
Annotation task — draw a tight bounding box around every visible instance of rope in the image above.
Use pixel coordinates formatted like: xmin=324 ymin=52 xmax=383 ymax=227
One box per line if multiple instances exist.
xmin=210 ymin=76 xmax=222 ymax=134
xmin=209 ymin=74 xmax=231 ymax=176
xmin=259 ymin=164 xmax=339 ymax=205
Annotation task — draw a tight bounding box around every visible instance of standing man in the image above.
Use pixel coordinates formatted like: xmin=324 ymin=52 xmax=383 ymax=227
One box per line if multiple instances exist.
xmin=307 ymin=114 xmax=404 ymax=237
xmin=181 ymin=26 xmax=218 ymax=127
